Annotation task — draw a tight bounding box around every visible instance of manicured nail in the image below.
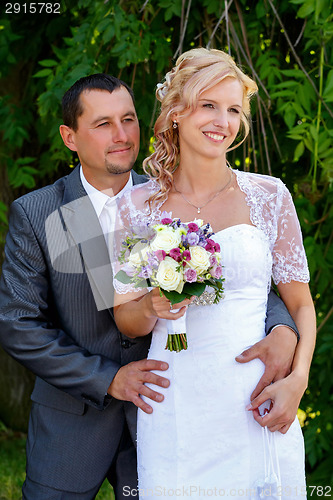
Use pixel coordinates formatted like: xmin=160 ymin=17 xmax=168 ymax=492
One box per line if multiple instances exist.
xmin=245 ymin=404 xmax=252 ymax=411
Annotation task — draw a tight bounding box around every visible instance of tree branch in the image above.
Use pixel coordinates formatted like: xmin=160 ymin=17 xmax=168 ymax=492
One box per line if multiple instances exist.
xmin=267 ymin=0 xmax=333 ymax=119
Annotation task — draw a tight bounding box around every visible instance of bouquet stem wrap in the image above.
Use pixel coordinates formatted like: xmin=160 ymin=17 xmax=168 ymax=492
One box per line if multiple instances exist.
xmin=166 ymin=309 xmax=188 ymax=352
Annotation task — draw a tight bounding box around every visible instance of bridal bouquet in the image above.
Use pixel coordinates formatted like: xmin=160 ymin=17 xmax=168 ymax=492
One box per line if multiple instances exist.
xmin=115 ymin=214 xmax=224 ymax=352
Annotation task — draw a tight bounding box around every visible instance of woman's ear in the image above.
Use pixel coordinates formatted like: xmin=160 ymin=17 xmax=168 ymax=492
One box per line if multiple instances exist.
xmin=59 ymin=125 xmax=78 ymax=152
xmin=171 ymin=112 xmax=179 ymax=123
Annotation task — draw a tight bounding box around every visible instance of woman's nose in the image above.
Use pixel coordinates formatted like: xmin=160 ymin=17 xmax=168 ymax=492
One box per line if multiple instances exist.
xmin=213 ymin=111 xmax=228 ymax=128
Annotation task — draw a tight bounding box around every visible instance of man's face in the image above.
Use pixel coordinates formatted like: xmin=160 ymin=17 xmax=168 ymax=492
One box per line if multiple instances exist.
xmin=65 ymin=87 xmax=140 ymax=190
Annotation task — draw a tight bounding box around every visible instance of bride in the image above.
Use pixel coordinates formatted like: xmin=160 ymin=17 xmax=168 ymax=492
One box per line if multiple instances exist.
xmin=112 ymin=48 xmax=316 ymax=498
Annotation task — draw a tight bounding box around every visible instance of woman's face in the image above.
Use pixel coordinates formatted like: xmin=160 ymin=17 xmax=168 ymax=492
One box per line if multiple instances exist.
xmin=175 ymin=77 xmax=243 ymax=162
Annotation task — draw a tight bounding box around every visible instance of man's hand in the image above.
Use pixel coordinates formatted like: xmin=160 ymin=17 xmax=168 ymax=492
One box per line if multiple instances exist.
xmin=235 ymin=326 xmax=297 ymax=400
xmin=108 ymin=359 xmax=170 ymax=414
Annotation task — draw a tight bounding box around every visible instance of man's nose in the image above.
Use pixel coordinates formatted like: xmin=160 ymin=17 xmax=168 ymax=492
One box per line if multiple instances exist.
xmin=113 ymin=123 xmax=128 ymax=142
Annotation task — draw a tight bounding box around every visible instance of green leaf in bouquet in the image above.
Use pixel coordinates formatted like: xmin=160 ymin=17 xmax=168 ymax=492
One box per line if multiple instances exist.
xmin=135 ymin=279 xmax=150 ymax=289
xmin=183 ymin=282 xmax=207 ymax=297
xmin=161 ymin=289 xmax=191 ymax=305
xmin=161 ymin=282 xmax=207 ymax=306
xmin=114 ymin=270 xmax=133 ymax=284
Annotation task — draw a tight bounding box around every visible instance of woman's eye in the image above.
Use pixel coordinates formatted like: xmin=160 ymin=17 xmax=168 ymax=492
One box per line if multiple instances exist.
xmin=229 ymin=108 xmax=240 ymax=114
xmin=203 ymin=103 xmax=214 ymax=109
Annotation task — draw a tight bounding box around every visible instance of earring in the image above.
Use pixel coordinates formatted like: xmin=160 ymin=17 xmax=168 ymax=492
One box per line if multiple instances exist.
xmin=173 ymin=121 xmax=178 ymax=129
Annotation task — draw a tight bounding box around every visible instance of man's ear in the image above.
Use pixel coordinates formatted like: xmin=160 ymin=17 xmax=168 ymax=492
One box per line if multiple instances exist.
xmin=59 ymin=125 xmax=78 ymax=152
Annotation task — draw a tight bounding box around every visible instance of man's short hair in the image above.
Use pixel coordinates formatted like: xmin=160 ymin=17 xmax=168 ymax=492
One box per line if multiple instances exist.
xmin=62 ymin=73 xmax=135 ymax=131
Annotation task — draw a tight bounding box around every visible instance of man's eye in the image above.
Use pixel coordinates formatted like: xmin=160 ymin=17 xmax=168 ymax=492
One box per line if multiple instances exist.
xmin=123 ymin=117 xmax=134 ymax=122
xmin=98 ymin=122 xmax=109 ymax=127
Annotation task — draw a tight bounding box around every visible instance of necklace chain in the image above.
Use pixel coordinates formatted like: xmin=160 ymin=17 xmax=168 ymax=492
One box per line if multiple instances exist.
xmin=173 ymin=168 xmax=233 ymax=214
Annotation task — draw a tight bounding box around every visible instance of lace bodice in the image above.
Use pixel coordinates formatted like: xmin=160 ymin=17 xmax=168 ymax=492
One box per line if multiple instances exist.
xmin=113 ymin=170 xmax=309 ymax=290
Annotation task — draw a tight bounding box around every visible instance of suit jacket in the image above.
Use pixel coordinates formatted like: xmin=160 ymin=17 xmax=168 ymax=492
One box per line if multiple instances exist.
xmin=0 ymin=165 xmax=297 ymax=493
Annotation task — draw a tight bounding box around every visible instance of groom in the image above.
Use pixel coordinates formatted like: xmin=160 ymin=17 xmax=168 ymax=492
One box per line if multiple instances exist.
xmin=0 ymin=74 xmax=298 ymax=499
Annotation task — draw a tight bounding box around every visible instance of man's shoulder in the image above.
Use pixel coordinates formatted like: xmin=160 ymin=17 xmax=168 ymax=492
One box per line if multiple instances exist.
xmin=12 ymin=167 xmax=79 ymax=214
xmin=131 ymin=170 xmax=148 ymax=185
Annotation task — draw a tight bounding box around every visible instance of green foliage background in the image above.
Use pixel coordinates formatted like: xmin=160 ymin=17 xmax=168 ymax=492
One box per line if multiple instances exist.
xmin=0 ymin=0 xmax=332 ymax=492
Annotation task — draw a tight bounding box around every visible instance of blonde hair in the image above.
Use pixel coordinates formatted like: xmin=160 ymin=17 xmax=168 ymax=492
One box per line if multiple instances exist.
xmin=143 ymin=47 xmax=258 ymax=209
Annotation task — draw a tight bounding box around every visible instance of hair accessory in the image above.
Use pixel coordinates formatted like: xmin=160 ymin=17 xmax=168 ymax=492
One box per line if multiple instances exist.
xmin=174 ymin=168 xmax=233 ymax=214
xmin=173 ymin=121 xmax=178 ymax=129
xmin=156 ymin=82 xmax=168 ymax=100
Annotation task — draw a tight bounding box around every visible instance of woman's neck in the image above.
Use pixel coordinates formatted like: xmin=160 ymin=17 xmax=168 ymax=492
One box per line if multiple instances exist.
xmin=173 ymin=156 xmax=231 ymax=196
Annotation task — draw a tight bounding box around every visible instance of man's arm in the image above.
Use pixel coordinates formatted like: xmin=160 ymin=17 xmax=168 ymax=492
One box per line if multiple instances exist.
xmin=0 ymin=200 xmax=167 ymax=412
xmin=265 ymin=288 xmax=299 ymax=340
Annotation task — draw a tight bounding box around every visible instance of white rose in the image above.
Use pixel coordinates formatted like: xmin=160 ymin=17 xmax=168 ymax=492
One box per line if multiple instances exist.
xmin=187 ymin=246 xmax=211 ymax=274
xmin=128 ymin=241 xmax=150 ymax=267
xmin=150 ymin=226 xmax=182 ymax=253
xmin=193 ymin=218 xmax=204 ymax=227
xmin=155 ymin=257 xmax=184 ymax=292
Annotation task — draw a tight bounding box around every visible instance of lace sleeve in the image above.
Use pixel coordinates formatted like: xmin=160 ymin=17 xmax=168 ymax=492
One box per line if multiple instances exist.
xmin=112 ymin=181 xmax=160 ymax=295
xmin=112 ymin=192 xmax=136 ymax=294
xmin=272 ymin=184 xmax=310 ymax=285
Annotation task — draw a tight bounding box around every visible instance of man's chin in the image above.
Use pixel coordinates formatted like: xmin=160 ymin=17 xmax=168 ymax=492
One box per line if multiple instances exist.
xmin=106 ymin=163 xmax=135 ymax=175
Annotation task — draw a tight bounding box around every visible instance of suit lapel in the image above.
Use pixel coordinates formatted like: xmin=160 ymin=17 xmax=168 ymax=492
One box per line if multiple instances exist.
xmin=61 ymin=168 xmax=114 ymax=311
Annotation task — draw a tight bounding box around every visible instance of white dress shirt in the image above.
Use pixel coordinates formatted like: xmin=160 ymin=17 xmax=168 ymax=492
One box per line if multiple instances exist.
xmin=80 ymin=166 xmax=133 ymax=252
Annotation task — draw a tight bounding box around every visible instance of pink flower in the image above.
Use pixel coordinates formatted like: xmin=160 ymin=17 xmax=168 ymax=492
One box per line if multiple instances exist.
xmin=161 ymin=218 xmax=173 ymax=225
xmin=182 ymin=250 xmax=191 ymax=261
xmin=211 ymin=265 xmax=223 ymax=279
xmin=187 ymin=222 xmax=199 ymax=232
xmin=205 ymin=241 xmax=215 ymax=254
xmin=205 ymin=238 xmax=220 ymax=254
xmin=209 ymin=255 xmax=218 ymax=266
xmin=184 ymin=268 xmax=197 ymax=283
xmin=169 ymin=247 xmax=182 ymax=262
xmin=155 ymin=250 xmax=166 ymax=261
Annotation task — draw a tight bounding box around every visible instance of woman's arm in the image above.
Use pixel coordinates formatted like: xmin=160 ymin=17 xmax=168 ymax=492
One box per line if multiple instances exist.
xmin=113 ymin=288 xmax=192 ymax=338
xmin=247 ymin=280 xmax=316 ymax=433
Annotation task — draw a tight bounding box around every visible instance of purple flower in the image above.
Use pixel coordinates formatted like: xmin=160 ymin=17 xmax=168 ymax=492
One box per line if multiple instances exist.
xmin=169 ymin=248 xmax=182 ymax=262
xmin=188 ymin=222 xmax=199 ymax=232
xmin=138 ymin=265 xmax=153 ymax=279
xmin=155 ymin=250 xmax=166 ymax=261
xmin=122 ymin=263 xmax=136 ymax=277
xmin=211 ymin=265 xmax=223 ymax=279
xmin=187 ymin=232 xmax=199 ymax=245
xmin=161 ymin=218 xmax=173 ymax=225
xmin=184 ymin=268 xmax=197 ymax=283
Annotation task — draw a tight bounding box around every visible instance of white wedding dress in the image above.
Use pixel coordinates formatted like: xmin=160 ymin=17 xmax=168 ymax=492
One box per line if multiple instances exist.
xmin=114 ymin=170 xmax=310 ymax=499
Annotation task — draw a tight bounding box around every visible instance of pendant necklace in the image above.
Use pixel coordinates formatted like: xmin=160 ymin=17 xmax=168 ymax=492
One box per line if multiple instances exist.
xmin=173 ymin=168 xmax=233 ymax=214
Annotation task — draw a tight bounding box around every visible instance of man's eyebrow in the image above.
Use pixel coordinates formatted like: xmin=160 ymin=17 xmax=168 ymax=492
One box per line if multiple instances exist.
xmin=91 ymin=111 xmax=137 ymax=126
